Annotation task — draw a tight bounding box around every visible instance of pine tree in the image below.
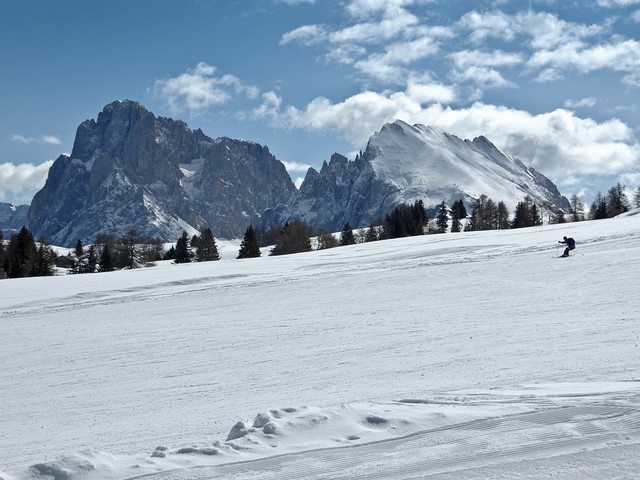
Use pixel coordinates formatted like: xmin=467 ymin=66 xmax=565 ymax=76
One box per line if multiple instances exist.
xmin=174 ymin=230 xmax=192 ymax=263
xmin=164 ymin=245 xmax=176 ymax=261
xmin=339 ymin=222 xmax=356 ymax=246
xmin=270 ymin=219 xmax=312 ymax=256
xmin=606 ymin=182 xmax=629 ymax=217
xmin=0 ymin=231 xmax=6 ymax=276
xmin=530 ymin=203 xmax=542 ymax=226
xmin=634 ymin=185 xmax=640 ymax=209
xmin=196 ymin=227 xmax=220 ymax=262
xmin=317 ymin=232 xmax=339 ymax=250
xmin=32 ymin=239 xmax=56 ymax=277
xmin=511 ymin=199 xmax=529 ymax=229
xmin=99 ymin=243 xmax=114 ymax=272
xmin=364 ymin=224 xmax=379 ymax=242
xmin=7 ymin=226 xmax=37 ymax=278
xmin=75 ymin=239 xmax=84 ymax=258
xmin=237 ymin=225 xmax=262 ymax=258
xmin=450 ymin=200 xmax=463 ymax=233
xmin=435 ymin=200 xmax=448 ymax=233
xmin=589 ymin=192 xmax=608 ymax=220
xmin=496 ymin=201 xmax=510 ymax=229
xmin=85 ymin=245 xmax=97 ymax=273
xmin=451 ymin=199 xmax=467 ymax=220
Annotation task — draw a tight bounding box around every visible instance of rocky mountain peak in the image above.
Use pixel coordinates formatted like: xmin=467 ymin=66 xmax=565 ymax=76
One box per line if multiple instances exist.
xmin=28 ymin=101 xmax=296 ymax=246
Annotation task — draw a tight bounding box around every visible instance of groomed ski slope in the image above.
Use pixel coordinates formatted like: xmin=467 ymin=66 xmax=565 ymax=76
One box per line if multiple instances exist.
xmin=1 ymin=212 xmax=640 ymax=479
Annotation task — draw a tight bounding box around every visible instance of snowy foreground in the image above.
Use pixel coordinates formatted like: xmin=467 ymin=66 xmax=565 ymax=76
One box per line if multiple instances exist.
xmin=2 ymin=213 xmax=640 ymax=479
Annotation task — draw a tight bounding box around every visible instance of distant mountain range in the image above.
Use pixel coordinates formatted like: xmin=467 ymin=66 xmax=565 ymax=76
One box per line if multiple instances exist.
xmin=264 ymin=120 xmax=570 ymax=232
xmin=6 ymin=100 xmax=569 ymax=246
xmin=0 ymin=203 xmax=29 ymax=238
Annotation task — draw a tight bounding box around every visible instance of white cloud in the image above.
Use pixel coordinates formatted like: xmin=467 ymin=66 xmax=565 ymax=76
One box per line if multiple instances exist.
xmin=281 ymin=160 xmax=313 ymax=173
xmin=152 ymin=62 xmax=259 ymax=115
xmin=253 ymin=87 xmax=640 ymax=183
xmin=527 ymin=39 xmax=640 ymax=79
xmin=0 ymin=161 xmax=54 ymax=204
xmin=449 ymin=50 xmax=524 ymax=70
xmin=10 ymin=134 xmax=61 ymax=145
xmin=450 ymin=66 xmax=516 ymax=89
xmin=564 ymin=97 xmax=597 ymax=109
xmin=534 ymin=68 xmax=564 ymax=83
xmin=280 ymin=25 xmax=327 ymax=46
xmin=633 ymin=10 xmax=640 ymax=21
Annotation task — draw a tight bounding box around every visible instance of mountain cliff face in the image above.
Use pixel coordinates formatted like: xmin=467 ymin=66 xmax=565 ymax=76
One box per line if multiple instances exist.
xmin=0 ymin=203 xmax=29 ymax=237
xmin=266 ymin=120 xmax=571 ymax=231
xmin=28 ymin=100 xmax=296 ymax=246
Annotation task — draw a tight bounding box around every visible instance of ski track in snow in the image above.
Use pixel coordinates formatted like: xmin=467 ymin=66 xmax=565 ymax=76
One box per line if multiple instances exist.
xmin=1 ymin=214 xmax=640 ymax=479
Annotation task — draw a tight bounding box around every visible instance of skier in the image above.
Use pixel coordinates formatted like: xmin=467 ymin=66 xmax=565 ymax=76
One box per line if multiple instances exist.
xmin=558 ymin=236 xmax=576 ymax=257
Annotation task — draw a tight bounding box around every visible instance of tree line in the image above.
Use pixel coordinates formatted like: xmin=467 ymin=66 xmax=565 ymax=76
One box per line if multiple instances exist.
xmin=2 ymin=183 xmax=638 ymax=278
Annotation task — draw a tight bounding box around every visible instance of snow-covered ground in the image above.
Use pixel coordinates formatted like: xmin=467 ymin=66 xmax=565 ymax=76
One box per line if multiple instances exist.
xmin=1 ymin=213 xmax=640 ymax=479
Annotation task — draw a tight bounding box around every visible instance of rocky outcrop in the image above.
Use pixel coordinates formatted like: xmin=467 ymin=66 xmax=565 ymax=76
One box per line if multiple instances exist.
xmin=28 ymin=100 xmax=296 ymax=246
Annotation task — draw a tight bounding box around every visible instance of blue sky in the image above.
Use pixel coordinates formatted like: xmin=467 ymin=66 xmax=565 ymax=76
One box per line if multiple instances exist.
xmin=1 ymin=0 xmax=639 ymax=207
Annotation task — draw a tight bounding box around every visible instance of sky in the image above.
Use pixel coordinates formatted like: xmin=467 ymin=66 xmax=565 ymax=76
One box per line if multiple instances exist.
xmin=1 ymin=0 xmax=640 ymax=206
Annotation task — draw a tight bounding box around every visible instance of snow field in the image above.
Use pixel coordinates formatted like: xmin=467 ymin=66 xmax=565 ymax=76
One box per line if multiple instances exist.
xmin=1 ymin=212 xmax=640 ymax=479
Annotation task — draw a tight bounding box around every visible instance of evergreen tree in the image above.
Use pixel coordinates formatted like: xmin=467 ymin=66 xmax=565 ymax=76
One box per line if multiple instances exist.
xmin=606 ymin=182 xmax=629 ymax=217
xmin=0 ymin=231 xmax=6 ymax=276
xmin=450 ymin=215 xmax=461 ymax=233
xmin=339 ymin=222 xmax=356 ymax=246
xmin=510 ymin=196 xmax=541 ymax=229
xmin=589 ymin=192 xmax=608 ymax=220
xmin=98 ymin=243 xmax=114 ymax=272
xmin=196 ymin=227 xmax=220 ymax=262
xmin=7 ymin=226 xmax=37 ymax=278
xmin=164 ymin=245 xmax=176 ymax=261
xmin=466 ymin=195 xmax=492 ymax=231
xmin=270 ymin=219 xmax=312 ymax=256
xmin=496 ymin=201 xmax=510 ymax=229
xmin=530 ymin=203 xmax=542 ymax=226
xmin=382 ymin=201 xmax=428 ymax=239
xmin=412 ymin=200 xmax=428 ymax=233
xmin=569 ymin=194 xmax=585 ymax=222
xmin=317 ymin=232 xmax=339 ymax=250
xmin=32 ymin=239 xmax=56 ymax=277
xmin=174 ymin=230 xmax=192 ymax=263
xmin=450 ymin=200 xmax=463 ymax=233
xmin=364 ymin=224 xmax=379 ymax=242
xmin=451 ymin=199 xmax=467 ymax=220
xmin=634 ymin=185 xmax=640 ymax=208
xmin=75 ymin=239 xmax=84 ymax=259
xmin=435 ymin=201 xmax=448 ymax=233
xmin=237 ymin=225 xmax=262 ymax=258
xmin=85 ymin=245 xmax=97 ymax=273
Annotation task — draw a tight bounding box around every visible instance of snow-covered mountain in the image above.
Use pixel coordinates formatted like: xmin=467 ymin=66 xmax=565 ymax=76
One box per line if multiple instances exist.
xmin=0 ymin=202 xmax=29 ymax=237
xmin=28 ymin=100 xmax=297 ymax=246
xmin=265 ymin=120 xmax=570 ymax=232
xmin=27 ymin=104 xmax=570 ymax=246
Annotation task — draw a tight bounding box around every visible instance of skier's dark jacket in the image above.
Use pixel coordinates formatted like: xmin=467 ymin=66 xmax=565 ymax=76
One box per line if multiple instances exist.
xmin=560 ymin=237 xmax=576 ymax=249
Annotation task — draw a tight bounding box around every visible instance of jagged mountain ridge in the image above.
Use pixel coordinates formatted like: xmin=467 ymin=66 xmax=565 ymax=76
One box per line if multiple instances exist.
xmin=28 ymin=100 xmax=296 ymax=246
xmin=265 ymin=120 xmax=570 ymax=232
